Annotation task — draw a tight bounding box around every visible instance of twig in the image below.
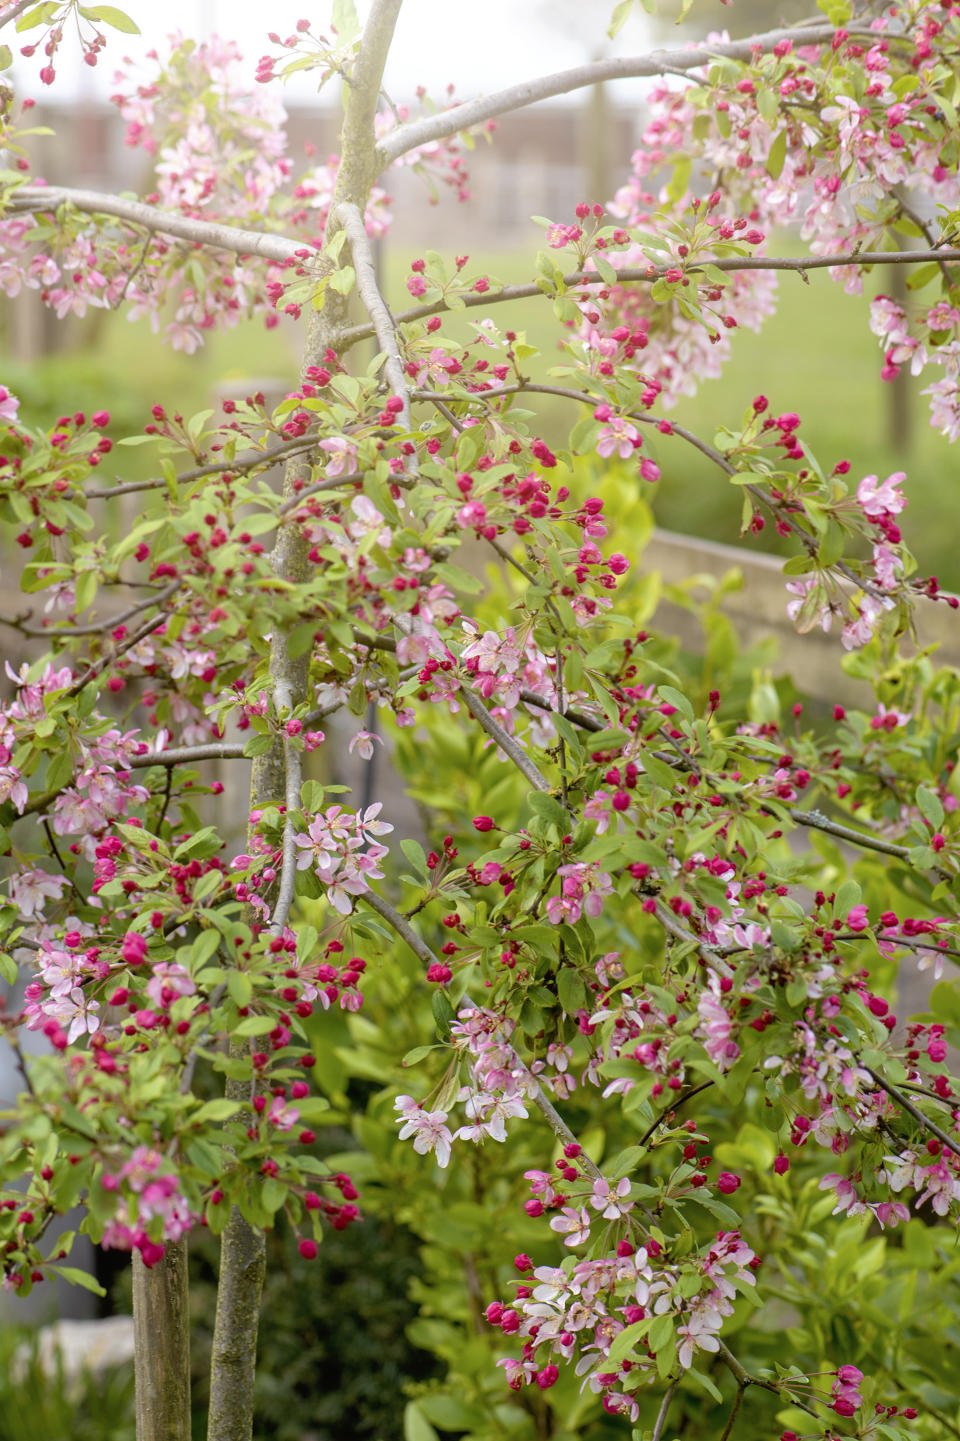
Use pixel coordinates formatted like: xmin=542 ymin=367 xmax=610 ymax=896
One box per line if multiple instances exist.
xmin=653 ymin=899 xmax=733 ymax=978
xmin=526 ymin=1083 xmax=603 ymax=1183
xmin=518 ymin=688 xmax=603 ymax=733
xmin=277 ymin=469 xmax=365 ymax=518
xmin=637 ymin=1081 xmax=715 ymax=1147
xmin=63 ymin=605 xmax=173 ymax=700
xmin=157 ymin=765 xmax=174 ymax=832
xmin=716 ymin=1342 xmax=816 ymax=1412
xmin=865 ymin=1066 xmax=960 ymax=1160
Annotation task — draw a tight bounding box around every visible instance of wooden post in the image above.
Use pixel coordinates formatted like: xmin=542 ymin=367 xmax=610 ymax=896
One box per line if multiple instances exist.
xmin=132 ymin=1241 xmax=191 ymax=1441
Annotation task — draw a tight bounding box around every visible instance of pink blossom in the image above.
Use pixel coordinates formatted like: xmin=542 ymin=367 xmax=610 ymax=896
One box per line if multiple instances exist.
xmin=0 ymin=385 xmax=20 ymax=422
xmin=857 ymin=471 xmax=906 ymax=517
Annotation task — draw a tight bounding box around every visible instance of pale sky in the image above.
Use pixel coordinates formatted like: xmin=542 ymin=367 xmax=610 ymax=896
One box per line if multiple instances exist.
xmin=17 ymin=0 xmax=655 ymax=105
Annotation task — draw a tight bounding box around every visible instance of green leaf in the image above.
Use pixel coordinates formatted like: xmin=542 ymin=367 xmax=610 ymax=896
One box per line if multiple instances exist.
xmin=607 ymin=0 xmax=634 ymax=38
xmin=648 ymin=1312 xmax=674 ymax=1353
xmin=236 ymin=1015 xmax=276 ymax=1036
xmin=192 ymin=1098 xmax=242 ymax=1125
xmin=328 ymin=265 xmax=355 ymax=297
xmin=767 ymin=128 xmax=788 ymax=179
xmin=528 ymin=791 xmax=569 ymax=827
xmin=916 ymin=784 xmax=944 ymax=831
xmin=606 ymin=1318 xmax=650 ymax=1366
xmin=557 ymin=968 xmax=587 ymax=1014
xmin=401 ymin=1044 xmax=439 ymax=1068
xmin=332 ymin=0 xmax=360 ymax=39
xmin=261 ymin=1177 xmax=287 ymax=1213
xmin=404 ymin=1403 xmax=439 ymax=1441
xmin=16 ymin=4 xmax=60 ymax=33
xmin=85 ymin=5 xmax=141 ymax=32
xmin=658 ymin=684 xmax=693 ymax=724
xmin=227 ymin=972 xmax=253 ymax=1008
xmin=46 ymin=1265 xmax=106 ymax=1296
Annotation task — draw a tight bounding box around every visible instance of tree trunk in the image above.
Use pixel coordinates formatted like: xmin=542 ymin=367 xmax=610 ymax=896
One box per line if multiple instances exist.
xmin=133 ymin=1241 xmax=191 ymax=1441
xmin=204 ymin=6 xmax=404 ymax=1438
xmin=206 ymin=1084 xmax=267 ymax=1441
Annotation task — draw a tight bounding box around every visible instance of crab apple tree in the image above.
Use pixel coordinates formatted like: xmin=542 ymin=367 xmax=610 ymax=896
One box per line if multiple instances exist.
xmin=3 ymin=2 xmax=960 ymax=1440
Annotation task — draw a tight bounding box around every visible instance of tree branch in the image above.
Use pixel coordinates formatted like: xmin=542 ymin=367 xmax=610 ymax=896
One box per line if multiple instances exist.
xmin=865 ymin=1066 xmax=960 ymax=1161
xmin=87 ymin=435 xmax=325 ymax=501
xmin=270 ymin=681 xmax=302 ymax=935
xmin=334 ymin=199 xmax=413 ymax=433
xmin=0 ymin=0 xmax=38 ymax=27
xmin=790 ymin=807 xmax=911 ymax=860
xmin=0 ymin=580 xmax=180 ymax=638
xmin=460 ymin=686 xmax=555 ymax=793
xmin=8 ymin=185 xmax=304 ymax=263
xmin=337 ymin=247 xmax=960 ymax=347
xmin=376 ymin=27 xmax=841 ymax=165
xmin=361 ymin=889 xmax=441 ymax=968
xmin=129 ymin=742 xmax=249 ymax=769
xmin=652 ymin=1382 xmax=678 ymax=1441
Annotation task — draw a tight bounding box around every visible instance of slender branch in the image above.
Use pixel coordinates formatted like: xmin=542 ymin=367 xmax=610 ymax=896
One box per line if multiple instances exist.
xmin=129 ymin=742 xmax=249 ymax=769
xmin=0 ymin=0 xmax=38 ymax=27
xmin=87 ymin=436 xmax=325 ymax=501
xmin=789 ymin=807 xmax=911 ymax=860
xmin=361 ymin=889 xmax=441 ymax=969
xmin=336 ymin=244 xmax=960 ymax=347
xmin=376 ymin=27 xmax=842 ymax=165
xmin=270 ymin=681 xmax=302 ymax=935
xmin=865 ymin=1066 xmax=960 ymax=1161
xmin=518 ymin=688 xmax=603 ymax=733
xmin=717 ymin=1383 xmax=745 ymax=1441
xmin=637 ymin=1081 xmax=715 ymax=1147
xmin=652 ymin=1382 xmax=679 ymax=1441
xmin=366 ymin=902 xmax=610 ymax=1192
xmin=335 ymin=200 xmax=413 ymax=435
xmin=63 ymin=604 xmax=173 ymax=700
xmin=460 ymin=686 xmax=555 ymax=794
xmin=420 ymin=379 xmax=884 ymax=601
xmin=653 ymin=899 xmax=733 ymax=979
xmin=278 ymin=469 xmax=364 ymax=516
xmin=0 ymin=581 xmax=180 ymax=638
xmin=9 ymin=185 xmax=304 ymax=264
xmin=715 ymin=1342 xmax=818 ymax=1413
